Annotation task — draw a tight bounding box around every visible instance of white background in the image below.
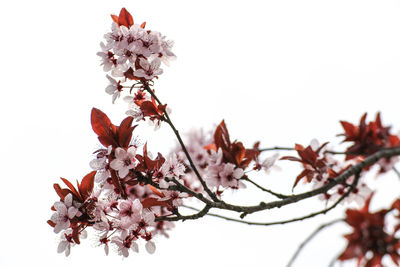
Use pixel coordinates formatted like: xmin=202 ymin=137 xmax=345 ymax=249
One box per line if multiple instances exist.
xmin=1 ymin=0 xmax=400 ymax=266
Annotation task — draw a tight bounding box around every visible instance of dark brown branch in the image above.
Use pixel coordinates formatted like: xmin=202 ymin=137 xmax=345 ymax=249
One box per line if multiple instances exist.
xmin=142 ymin=82 xmax=220 ymax=202
xmin=286 ymin=219 xmax=344 ymax=267
xmin=259 ymin=146 xmax=346 ymax=155
xmin=208 ymin=147 xmax=400 ymax=217
xmin=180 ymin=172 xmax=357 ymax=226
xmin=241 ymin=176 xmax=291 ymax=199
xmin=156 ymin=205 xmax=211 ymax=222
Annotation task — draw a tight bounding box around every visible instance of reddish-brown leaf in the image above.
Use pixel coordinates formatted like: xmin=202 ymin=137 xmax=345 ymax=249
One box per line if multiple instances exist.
xmin=78 ymin=171 xmax=96 ymax=200
xmin=72 ymin=226 xmax=81 ymax=244
xmin=214 ymin=120 xmax=231 ymax=151
xmin=141 ymin=197 xmax=172 ymax=209
xmin=60 ymin=178 xmax=81 ymax=201
xmin=118 ymin=116 xmax=136 ymax=148
xmin=147 ymin=184 xmax=165 ymax=198
xmin=91 ymin=108 xmax=113 ymax=137
xmin=140 ymin=22 xmax=146 ymax=28
xmin=47 ymin=220 xmax=56 ymax=227
xmin=53 ymin=184 xmax=73 ymax=201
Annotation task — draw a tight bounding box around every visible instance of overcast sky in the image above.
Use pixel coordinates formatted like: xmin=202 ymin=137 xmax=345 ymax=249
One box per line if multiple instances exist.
xmin=1 ymin=1 xmax=400 ymax=266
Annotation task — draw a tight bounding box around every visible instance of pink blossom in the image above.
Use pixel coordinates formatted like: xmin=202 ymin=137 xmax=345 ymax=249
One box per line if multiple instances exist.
xmin=110 ymin=147 xmax=137 ymax=178
xmin=51 ymin=194 xmax=80 ymax=233
xmin=105 ymin=75 xmax=123 ymax=103
xmin=118 ymin=199 xmax=142 ymax=229
xmin=111 ymin=231 xmax=139 ymax=257
xmin=134 ymin=58 xmax=163 ymax=80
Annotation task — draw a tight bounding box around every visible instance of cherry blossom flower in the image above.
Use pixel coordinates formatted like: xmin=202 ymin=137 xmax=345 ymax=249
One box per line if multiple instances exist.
xmin=219 ymin=163 xmax=245 ymax=188
xmin=111 ymin=231 xmax=139 ymax=257
xmin=110 ymin=147 xmax=137 ymax=178
xmin=51 ymin=194 xmax=80 ymax=233
xmin=134 ymin=58 xmax=163 ymax=80
xmin=97 ymin=42 xmax=116 ymax=72
xmin=118 ymin=199 xmax=142 ymax=229
xmin=57 ymin=229 xmax=74 ymax=256
xmin=105 ymin=75 xmax=123 ymax=103
xmin=260 ymin=153 xmax=280 ymax=174
xmin=162 ymin=153 xmax=186 ymax=178
xmin=145 ymin=240 xmax=156 ymax=254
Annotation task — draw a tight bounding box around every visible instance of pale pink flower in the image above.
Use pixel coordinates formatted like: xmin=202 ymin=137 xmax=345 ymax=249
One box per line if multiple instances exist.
xmin=162 ymin=154 xmax=186 ymax=178
xmin=219 ymin=163 xmax=244 ymax=188
xmin=57 ymin=229 xmax=74 ymax=256
xmin=134 ymin=58 xmax=163 ymax=80
xmin=160 ymin=191 xmax=188 ymax=207
xmin=136 ymin=31 xmax=161 ymax=57
xmin=111 ymin=231 xmax=139 ymax=257
xmin=119 ymin=199 xmax=142 ymax=229
xmin=110 ymin=147 xmax=137 ymax=178
xmin=97 ymin=42 xmax=115 ymax=72
xmin=260 ymin=153 xmax=280 ymax=174
xmin=105 ymin=75 xmax=123 ymax=103
xmin=51 ymin=194 xmax=80 ymax=233
xmin=145 ymin=240 xmax=156 ymax=254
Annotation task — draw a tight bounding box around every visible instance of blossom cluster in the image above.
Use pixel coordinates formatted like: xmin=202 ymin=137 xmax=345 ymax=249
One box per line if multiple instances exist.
xmin=48 ymin=7 xmax=400 ymax=265
xmin=97 ymin=8 xmax=175 ymax=103
xmin=48 ymin=108 xmax=185 ymax=256
xmin=171 ymin=120 xmax=279 ymax=196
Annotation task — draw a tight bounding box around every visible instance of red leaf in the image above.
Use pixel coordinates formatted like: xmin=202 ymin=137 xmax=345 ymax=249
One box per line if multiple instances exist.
xmin=141 ymin=197 xmax=172 ymax=209
xmin=53 ymin=184 xmax=72 ymax=201
xmin=78 ymin=171 xmax=96 ymax=200
xmin=117 ymin=8 xmax=134 ymax=28
xmin=60 ymin=178 xmax=81 ymax=201
xmin=111 ymin=14 xmax=119 ymax=24
xmin=91 ymin=108 xmax=118 ymax=147
xmin=140 ymin=22 xmax=146 ymax=28
xmin=91 ymin=108 xmax=113 ymax=136
xmin=118 ymin=116 xmax=135 ymax=148
xmin=340 ymin=121 xmax=359 ymax=139
xmin=47 ymin=220 xmax=56 ymax=227
xmin=72 ymin=226 xmax=81 ymax=244
xmin=293 ymin=169 xmax=312 ymax=188
xmin=203 ymin=143 xmax=217 ymax=151
xmin=147 ymin=185 xmax=165 ymax=198
xmin=231 ymin=142 xmax=245 ymax=166
xmin=214 ymin=120 xmax=231 ymax=151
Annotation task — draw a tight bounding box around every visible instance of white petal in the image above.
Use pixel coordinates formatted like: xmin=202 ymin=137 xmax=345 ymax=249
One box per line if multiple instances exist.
xmin=139 ymin=58 xmax=150 ymax=70
xmin=54 ymin=202 xmax=67 ymax=213
xmin=68 ymin=207 xmax=78 ymax=219
xmin=119 ymin=168 xmax=129 ymax=178
xmin=145 ymin=241 xmax=156 ymax=254
xmin=131 ymin=242 xmax=139 ymax=253
xmin=57 ymin=241 xmax=68 ymax=253
xmin=115 ymin=147 xmax=127 ymax=160
xmin=64 ymin=194 xmax=73 ymax=207
xmin=110 ymin=159 xmax=124 ymax=170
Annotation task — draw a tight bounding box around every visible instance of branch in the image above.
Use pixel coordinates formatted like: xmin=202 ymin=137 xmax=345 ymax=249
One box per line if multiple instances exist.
xmin=142 ymin=82 xmax=220 ymax=202
xmin=259 ymin=146 xmax=346 ymax=155
xmin=241 ymin=176 xmax=291 ymax=199
xmin=286 ymin=219 xmax=344 ymax=267
xmin=209 ymin=147 xmax=400 ymax=216
xmin=181 ymin=172 xmax=357 ymax=226
xmin=156 ymin=205 xmax=211 ymax=222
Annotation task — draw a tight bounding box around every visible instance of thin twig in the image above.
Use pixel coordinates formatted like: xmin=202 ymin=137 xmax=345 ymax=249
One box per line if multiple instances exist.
xmin=286 ymin=218 xmax=344 ymax=267
xmin=179 ymin=172 xmax=357 ymax=226
xmin=208 ymin=147 xmax=400 ymax=217
xmin=156 ymin=205 xmax=211 ymax=222
xmin=259 ymin=146 xmax=346 ymax=155
xmin=241 ymin=176 xmax=291 ymax=199
xmin=142 ymin=82 xmax=220 ymax=202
